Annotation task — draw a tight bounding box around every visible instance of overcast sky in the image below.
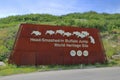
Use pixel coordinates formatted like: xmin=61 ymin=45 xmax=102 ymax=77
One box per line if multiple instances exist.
xmin=0 ymin=0 xmax=120 ymax=18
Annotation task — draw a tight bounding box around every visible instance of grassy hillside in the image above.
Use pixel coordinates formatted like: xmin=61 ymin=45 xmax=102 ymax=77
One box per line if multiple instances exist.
xmin=0 ymin=11 xmax=120 ymax=61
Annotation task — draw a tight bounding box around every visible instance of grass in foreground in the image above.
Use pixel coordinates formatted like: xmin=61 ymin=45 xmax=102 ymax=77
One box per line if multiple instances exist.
xmin=0 ymin=64 xmax=36 ymax=76
xmin=0 ymin=60 xmax=120 ymax=76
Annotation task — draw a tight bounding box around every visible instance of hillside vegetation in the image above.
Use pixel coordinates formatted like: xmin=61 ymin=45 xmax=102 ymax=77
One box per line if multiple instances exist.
xmin=0 ymin=11 xmax=120 ymax=61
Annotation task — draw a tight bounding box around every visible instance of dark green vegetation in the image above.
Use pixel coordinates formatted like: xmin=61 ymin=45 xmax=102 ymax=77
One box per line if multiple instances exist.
xmin=0 ymin=11 xmax=120 ymax=61
xmin=0 ymin=11 xmax=120 ymax=76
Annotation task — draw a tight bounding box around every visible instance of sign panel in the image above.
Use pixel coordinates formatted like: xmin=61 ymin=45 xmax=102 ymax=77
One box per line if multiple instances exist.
xmin=9 ymin=24 xmax=107 ymax=65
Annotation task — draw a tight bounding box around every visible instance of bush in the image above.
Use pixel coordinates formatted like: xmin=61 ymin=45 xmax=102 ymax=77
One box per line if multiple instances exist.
xmin=103 ymin=39 xmax=116 ymax=58
xmin=0 ymin=45 xmax=9 ymax=61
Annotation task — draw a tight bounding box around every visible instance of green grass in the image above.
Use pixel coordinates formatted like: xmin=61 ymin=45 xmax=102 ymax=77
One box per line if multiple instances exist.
xmin=0 ymin=61 xmax=120 ymax=76
xmin=103 ymin=39 xmax=117 ymax=58
xmin=0 ymin=64 xmax=37 ymax=76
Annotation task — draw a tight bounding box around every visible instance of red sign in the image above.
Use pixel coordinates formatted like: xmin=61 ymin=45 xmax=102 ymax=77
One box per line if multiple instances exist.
xmin=9 ymin=24 xmax=107 ymax=65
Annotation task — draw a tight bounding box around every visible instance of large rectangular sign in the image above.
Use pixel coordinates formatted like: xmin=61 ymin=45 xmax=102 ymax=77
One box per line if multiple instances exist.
xmin=9 ymin=24 xmax=107 ymax=65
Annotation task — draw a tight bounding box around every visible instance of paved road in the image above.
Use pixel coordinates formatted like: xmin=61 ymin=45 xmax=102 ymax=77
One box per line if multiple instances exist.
xmin=0 ymin=67 xmax=120 ymax=80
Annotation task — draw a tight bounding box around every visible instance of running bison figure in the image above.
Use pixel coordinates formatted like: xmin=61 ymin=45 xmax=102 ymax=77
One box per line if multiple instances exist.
xmin=31 ymin=31 xmax=41 ymax=36
xmin=73 ymin=31 xmax=89 ymax=38
xmin=45 ymin=30 xmax=55 ymax=35
xmin=56 ymin=30 xmax=65 ymax=35
xmin=63 ymin=32 xmax=72 ymax=37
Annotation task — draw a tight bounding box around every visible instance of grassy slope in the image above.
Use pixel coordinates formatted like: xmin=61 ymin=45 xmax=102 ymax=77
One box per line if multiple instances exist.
xmin=0 ymin=13 xmax=120 ymax=76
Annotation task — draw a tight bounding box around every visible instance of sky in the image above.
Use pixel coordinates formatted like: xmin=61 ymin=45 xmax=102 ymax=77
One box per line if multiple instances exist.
xmin=0 ymin=0 xmax=120 ymax=18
